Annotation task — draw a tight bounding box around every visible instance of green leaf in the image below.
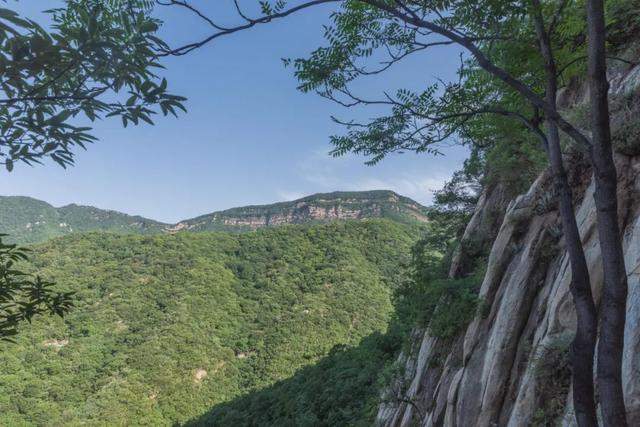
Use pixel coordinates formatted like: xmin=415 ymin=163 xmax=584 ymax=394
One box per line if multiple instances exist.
xmin=48 ymin=110 xmax=74 ymax=125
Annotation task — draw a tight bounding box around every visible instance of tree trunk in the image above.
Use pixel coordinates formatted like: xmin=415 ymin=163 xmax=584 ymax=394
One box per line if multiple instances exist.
xmin=546 ymin=121 xmax=599 ymax=427
xmin=586 ymin=1 xmax=629 ymax=425
xmin=530 ymin=3 xmax=599 ymax=424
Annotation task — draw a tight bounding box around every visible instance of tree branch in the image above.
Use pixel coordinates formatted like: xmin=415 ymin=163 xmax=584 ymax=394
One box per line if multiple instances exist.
xmin=557 ymin=55 xmax=638 ymax=77
xmin=157 ymin=0 xmax=340 ymax=56
xmin=157 ymin=0 xmax=231 ymax=31
xmin=361 ymin=0 xmax=592 ymax=148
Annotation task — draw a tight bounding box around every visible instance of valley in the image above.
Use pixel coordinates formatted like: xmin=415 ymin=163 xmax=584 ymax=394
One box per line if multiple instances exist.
xmin=0 ymin=219 xmax=421 ymax=425
xmin=2 ymin=1 xmax=639 ymax=425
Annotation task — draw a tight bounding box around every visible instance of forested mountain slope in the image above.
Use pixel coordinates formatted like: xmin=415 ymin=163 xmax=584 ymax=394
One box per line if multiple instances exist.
xmin=0 ymin=220 xmax=419 ymax=426
xmin=0 ymin=196 xmax=166 ymax=244
xmin=173 ymin=190 xmax=429 ymax=232
xmin=0 ymin=190 xmax=428 ymax=243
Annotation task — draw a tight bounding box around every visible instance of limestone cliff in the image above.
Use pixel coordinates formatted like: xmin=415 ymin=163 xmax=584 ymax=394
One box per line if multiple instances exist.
xmin=170 ymin=190 xmax=429 ymax=232
xmin=376 ymin=62 xmax=640 ymax=426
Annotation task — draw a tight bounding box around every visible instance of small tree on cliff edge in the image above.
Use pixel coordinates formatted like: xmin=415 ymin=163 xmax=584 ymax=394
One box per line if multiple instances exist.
xmin=0 ymin=0 xmax=185 ymax=340
xmin=155 ymin=1 xmax=630 ymax=424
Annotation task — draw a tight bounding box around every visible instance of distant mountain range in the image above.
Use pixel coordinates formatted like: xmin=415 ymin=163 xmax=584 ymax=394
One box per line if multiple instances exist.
xmin=0 ymin=190 xmax=429 ymax=244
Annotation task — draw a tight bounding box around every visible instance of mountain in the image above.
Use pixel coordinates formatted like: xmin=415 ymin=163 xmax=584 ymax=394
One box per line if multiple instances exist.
xmin=172 ymin=190 xmax=429 ymax=232
xmin=0 ymin=220 xmax=418 ymax=426
xmin=0 ymin=190 xmax=429 ymax=243
xmin=0 ymin=196 xmax=167 ymax=244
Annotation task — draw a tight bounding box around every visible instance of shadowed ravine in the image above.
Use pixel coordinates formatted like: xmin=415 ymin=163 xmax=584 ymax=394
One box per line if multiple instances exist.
xmin=184 ymin=331 xmax=397 ymax=426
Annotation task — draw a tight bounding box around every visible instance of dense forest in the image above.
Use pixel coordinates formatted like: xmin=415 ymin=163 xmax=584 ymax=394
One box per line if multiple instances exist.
xmin=0 ymin=220 xmax=422 ymax=425
xmin=0 ymin=196 xmax=166 ymax=244
xmin=1 ymin=0 xmax=640 ymax=425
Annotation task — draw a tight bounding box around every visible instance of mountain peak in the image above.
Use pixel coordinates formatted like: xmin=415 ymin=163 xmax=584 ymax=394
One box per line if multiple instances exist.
xmin=174 ymin=189 xmax=429 ymax=232
xmin=0 ymin=190 xmax=429 ymax=243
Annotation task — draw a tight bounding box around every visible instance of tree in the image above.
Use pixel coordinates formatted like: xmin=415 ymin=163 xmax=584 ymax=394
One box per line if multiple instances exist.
xmin=530 ymin=1 xmax=598 ymax=423
xmin=586 ymin=0 xmax=628 ymax=425
xmin=155 ymin=0 xmax=631 ymax=424
xmin=0 ymin=0 xmax=185 ymax=170
xmin=0 ymin=0 xmax=184 ymax=339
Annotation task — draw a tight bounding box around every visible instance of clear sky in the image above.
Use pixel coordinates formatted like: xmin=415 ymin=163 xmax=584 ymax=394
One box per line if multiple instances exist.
xmin=0 ymin=1 xmax=468 ymax=223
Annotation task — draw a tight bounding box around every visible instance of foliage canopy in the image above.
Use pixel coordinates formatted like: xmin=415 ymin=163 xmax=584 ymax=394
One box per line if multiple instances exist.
xmin=0 ymin=0 xmax=184 ymax=171
xmin=0 ymin=220 xmax=419 ymax=425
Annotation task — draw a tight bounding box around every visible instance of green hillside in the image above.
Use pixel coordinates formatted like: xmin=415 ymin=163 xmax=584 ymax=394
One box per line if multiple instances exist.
xmin=0 ymin=220 xmax=419 ymax=426
xmin=177 ymin=190 xmax=430 ymax=232
xmin=0 ymin=196 xmax=167 ymax=244
xmin=0 ymin=191 xmax=429 ymax=244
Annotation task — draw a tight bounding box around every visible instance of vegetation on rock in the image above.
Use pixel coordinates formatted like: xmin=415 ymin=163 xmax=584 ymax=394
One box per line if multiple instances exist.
xmin=178 ymin=190 xmax=430 ymax=233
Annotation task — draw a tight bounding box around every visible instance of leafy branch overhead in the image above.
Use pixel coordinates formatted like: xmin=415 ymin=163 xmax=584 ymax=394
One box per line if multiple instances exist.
xmin=0 ymin=0 xmax=186 ymax=171
xmin=156 ymin=0 xmax=629 ymax=165
xmin=288 ymin=0 xmax=591 ymax=162
xmin=155 ymin=2 xmax=567 ymax=159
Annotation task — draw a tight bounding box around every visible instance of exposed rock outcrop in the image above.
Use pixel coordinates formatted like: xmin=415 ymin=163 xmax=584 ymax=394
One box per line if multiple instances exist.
xmin=376 ymin=63 xmax=640 ymax=427
xmin=171 ymin=190 xmax=429 ymax=232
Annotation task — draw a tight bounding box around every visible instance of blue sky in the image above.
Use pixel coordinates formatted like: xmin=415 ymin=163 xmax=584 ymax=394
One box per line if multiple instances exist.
xmin=0 ymin=1 xmax=468 ymax=223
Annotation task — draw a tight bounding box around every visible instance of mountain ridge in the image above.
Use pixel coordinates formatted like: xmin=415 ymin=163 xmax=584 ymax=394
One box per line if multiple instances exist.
xmin=0 ymin=190 xmax=429 ymax=243
xmin=172 ymin=190 xmax=429 ymax=233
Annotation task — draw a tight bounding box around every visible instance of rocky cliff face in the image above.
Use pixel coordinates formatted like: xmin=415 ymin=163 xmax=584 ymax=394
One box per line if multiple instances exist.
xmin=376 ymin=64 xmax=640 ymax=427
xmin=171 ymin=190 xmax=429 ymax=232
